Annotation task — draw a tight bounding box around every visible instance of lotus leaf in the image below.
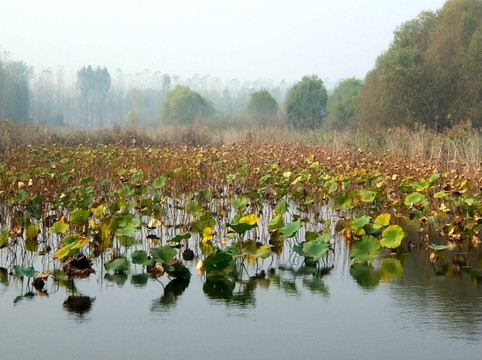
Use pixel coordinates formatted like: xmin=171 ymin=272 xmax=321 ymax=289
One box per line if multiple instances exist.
xmin=269 ymin=214 xmax=284 ymax=231
xmin=275 ymin=200 xmax=287 ymax=215
xmin=380 ymin=225 xmax=405 ymax=249
xmin=152 ymin=175 xmax=167 ymax=189
xmin=70 ymin=208 xmax=90 ymax=224
xmin=373 ymin=214 xmax=390 ymax=229
xmin=302 ymin=235 xmax=330 ymax=261
xmin=429 ymin=244 xmax=449 ymax=251
xmin=104 ymin=257 xmax=130 ymax=273
xmin=434 ymin=191 xmax=448 ymax=199
xmin=280 ymin=220 xmax=303 ymax=239
xmin=92 ymin=204 xmax=106 ymax=217
xmin=359 ymin=190 xmax=376 ymax=203
xmin=239 ymin=214 xmax=259 ymax=225
xmin=14 ymin=265 xmax=36 ymax=278
xmin=115 ymin=224 xmax=137 ymax=237
xmin=49 ymin=218 xmax=69 ymax=234
xmin=167 ymin=262 xmax=191 ymax=279
xmin=351 ymin=215 xmax=371 ymax=229
xmin=131 ymin=250 xmax=151 ymax=266
xmin=335 ymin=194 xmax=353 ymax=211
xmin=350 ymin=235 xmax=380 ymax=263
xmin=204 ymin=251 xmax=235 ymax=278
xmin=231 ymin=197 xmax=248 ymax=210
xmin=0 ymin=229 xmax=8 ymax=247
xmin=404 ymin=192 xmax=427 ymax=207
xmin=150 ymin=245 xmax=176 ymax=263
xmin=168 ymin=232 xmax=191 ymax=243
xmin=241 ymin=240 xmax=271 ymax=259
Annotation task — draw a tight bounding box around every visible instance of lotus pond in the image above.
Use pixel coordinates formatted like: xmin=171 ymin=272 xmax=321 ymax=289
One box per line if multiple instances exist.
xmin=0 ymin=144 xmax=481 ymax=360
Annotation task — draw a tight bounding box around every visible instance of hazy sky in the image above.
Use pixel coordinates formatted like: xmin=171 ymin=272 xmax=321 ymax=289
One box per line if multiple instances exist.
xmin=0 ymin=0 xmax=446 ymax=84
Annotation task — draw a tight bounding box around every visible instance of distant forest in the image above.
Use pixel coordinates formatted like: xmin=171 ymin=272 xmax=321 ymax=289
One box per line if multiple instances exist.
xmin=0 ymin=0 xmax=480 ymax=131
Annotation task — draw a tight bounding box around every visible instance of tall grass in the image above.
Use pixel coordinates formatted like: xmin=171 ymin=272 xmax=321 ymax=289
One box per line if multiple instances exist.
xmin=1 ymin=119 xmax=480 ymax=174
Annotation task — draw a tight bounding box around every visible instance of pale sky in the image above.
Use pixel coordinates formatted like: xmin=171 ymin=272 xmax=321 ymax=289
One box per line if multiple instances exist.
xmin=0 ymin=0 xmax=446 ymax=84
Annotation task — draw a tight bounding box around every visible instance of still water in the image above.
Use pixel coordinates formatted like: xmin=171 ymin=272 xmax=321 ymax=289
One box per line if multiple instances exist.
xmin=1 ymin=235 xmax=481 ymax=360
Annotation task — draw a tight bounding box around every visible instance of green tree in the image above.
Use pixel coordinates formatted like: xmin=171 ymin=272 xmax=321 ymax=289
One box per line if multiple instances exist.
xmin=284 ymin=75 xmax=328 ymax=128
xmin=357 ymin=0 xmax=482 ymax=130
xmin=160 ymin=85 xmax=215 ymax=124
xmin=0 ymin=59 xmax=32 ymax=121
xmin=246 ymin=89 xmax=278 ymax=127
xmin=77 ymin=65 xmax=111 ymax=126
xmin=325 ymin=77 xmax=363 ymax=130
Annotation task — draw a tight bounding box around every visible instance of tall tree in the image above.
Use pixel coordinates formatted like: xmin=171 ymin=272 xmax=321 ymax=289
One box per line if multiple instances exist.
xmin=357 ymin=0 xmax=482 ymax=130
xmin=77 ymin=65 xmax=111 ymax=126
xmin=283 ymin=75 xmax=327 ymax=128
xmin=246 ymin=89 xmax=278 ymax=127
xmin=0 ymin=59 xmax=32 ymax=121
xmin=325 ymin=77 xmax=363 ymax=130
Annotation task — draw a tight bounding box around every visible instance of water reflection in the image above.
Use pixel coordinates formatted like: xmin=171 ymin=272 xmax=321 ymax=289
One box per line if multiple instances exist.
xmin=63 ymin=295 xmax=95 ymax=320
xmin=203 ymin=278 xmax=255 ymax=307
xmin=151 ymin=277 xmax=190 ymax=312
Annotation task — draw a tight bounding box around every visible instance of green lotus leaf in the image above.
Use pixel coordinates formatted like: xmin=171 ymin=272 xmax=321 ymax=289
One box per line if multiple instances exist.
xmin=404 ymin=192 xmax=427 ymax=207
xmin=228 ymin=221 xmax=257 ymax=234
xmin=302 ymin=237 xmax=330 ymax=261
xmin=70 ymin=208 xmax=90 ymax=224
xmin=359 ymin=190 xmax=376 ymax=203
xmin=104 ymin=257 xmax=130 ymax=273
xmin=204 ymin=251 xmax=235 ymax=278
xmin=350 ymin=263 xmax=380 ymax=288
xmin=0 ymin=229 xmax=8 ymax=248
xmin=241 ymin=240 xmax=272 ymax=259
xmin=275 ymin=200 xmax=287 ymax=215
xmin=14 ymin=265 xmax=36 ymax=278
xmin=380 ymin=225 xmax=405 ymax=249
xmin=167 ymin=262 xmax=191 ymax=279
xmin=167 ymin=232 xmax=191 ymax=243
xmin=413 ymin=180 xmax=429 ymax=192
xmin=231 ymin=197 xmax=248 ymax=210
xmin=350 ymin=235 xmax=380 ymax=264
xmin=152 ymin=175 xmax=167 ymax=189
xmin=351 ymin=215 xmax=371 ymax=229
xmin=280 ymin=220 xmax=303 ymax=239
xmin=380 ymin=258 xmax=403 ymax=281
xmin=25 ymin=224 xmax=39 ymax=241
xmin=115 ymin=224 xmax=137 ymax=237
xmin=49 ymin=218 xmax=70 ymax=234
xmin=268 ymin=214 xmax=284 ymax=231
xmin=92 ymin=204 xmax=106 ymax=217
xmin=150 ymin=245 xmax=176 ymax=263
xmin=334 ymin=194 xmax=353 ymax=211
xmin=429 ymin=244 xmax=449 ymax=251
xmin=13 ymin=189 xmax=27 ymax=203
xmin=428 ymin=173 xmax=440 ymax=184
xmin=373 ymin=213 xmax=391 ymax=229
xmin=131 ymin=250 xmax=151 ymax=266
xmin=434 ymin=191 xmax=448 ymax=199
xmin=118 ymin=236 xmax=138 ymax=248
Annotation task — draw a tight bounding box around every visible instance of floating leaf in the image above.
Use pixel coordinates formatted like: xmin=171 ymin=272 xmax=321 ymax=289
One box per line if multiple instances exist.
xmin=350 ymin=235 xmax=380 ymax=264
xmin=104 ymin=257 xmax=130 ymax=273
xmin=14 ymin=265 xmax=36 ymax=278
xmin=380 ymin=225 xmax=405 ymax=249
xmin=152 ymin=175 xmax=167 ymax=189
xmin=115 ymin=224 xmax=136 ymax=237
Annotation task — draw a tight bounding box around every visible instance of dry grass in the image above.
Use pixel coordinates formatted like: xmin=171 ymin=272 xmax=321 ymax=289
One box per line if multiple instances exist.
xmin=1 ymin=118 xmax=481 ymax=174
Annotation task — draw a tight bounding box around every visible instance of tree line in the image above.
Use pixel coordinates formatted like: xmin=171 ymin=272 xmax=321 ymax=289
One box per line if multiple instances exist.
xmin=1 ymin=0 xmax=480 ymax=131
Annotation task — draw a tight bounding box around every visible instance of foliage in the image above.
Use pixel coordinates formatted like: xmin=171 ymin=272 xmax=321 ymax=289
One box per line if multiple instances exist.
xmin=160 ymin=85 xmax=215 ymax=125
xmin=325 ymin=77 xmax=363 ymax=130
xmin=0 ymin=59 xmax=32 ymax=121
xmin=77 ymin=65 xmax=111 ymax=126
xmin=246 ymin=89 xmax=278 ymax=127
xmin=284 ymin=75 xmax=328 ymax=128
xmin=357 ymin=0 xmax=482 ymax=130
